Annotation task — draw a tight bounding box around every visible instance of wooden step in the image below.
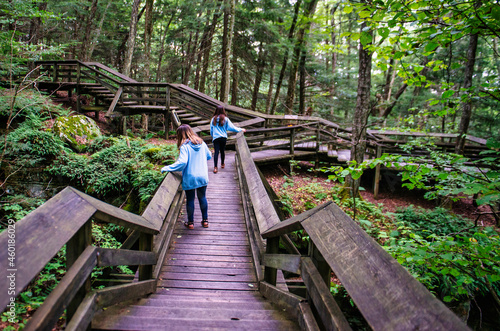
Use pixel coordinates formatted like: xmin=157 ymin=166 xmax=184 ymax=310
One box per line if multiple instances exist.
xmin=190 ymin=120 xmax=210 ymax=126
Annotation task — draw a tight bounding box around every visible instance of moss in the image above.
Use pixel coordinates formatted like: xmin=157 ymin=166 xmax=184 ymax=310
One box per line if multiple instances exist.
xmin=53 ymin=115 xmax=102 ymax=152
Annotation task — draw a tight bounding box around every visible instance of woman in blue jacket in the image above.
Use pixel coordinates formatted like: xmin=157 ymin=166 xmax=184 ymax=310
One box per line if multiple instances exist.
xmin=210 ymin=105 xmax=246 ymax=173
xmin=161 ymin=124 xmax=212 ymax=229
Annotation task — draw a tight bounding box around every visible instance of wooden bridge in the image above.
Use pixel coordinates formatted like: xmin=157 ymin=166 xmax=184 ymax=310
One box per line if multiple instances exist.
xmin=0 ymin=60 xmax=479 ymax=330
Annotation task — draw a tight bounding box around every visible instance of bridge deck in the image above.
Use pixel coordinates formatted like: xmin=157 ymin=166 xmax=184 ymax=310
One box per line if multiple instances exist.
xmin=92 ymin=152 xmax=299 ymax=330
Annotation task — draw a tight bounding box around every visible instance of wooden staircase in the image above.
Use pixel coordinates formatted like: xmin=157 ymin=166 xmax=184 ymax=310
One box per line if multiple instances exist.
xmin=91 ymin=152 xmax=299 ymax=330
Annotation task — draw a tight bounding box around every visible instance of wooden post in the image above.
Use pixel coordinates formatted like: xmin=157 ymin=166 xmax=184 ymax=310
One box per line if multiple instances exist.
xmin=290 ymin=128 xmax=295 ymax=155
xmin=308 ymin=242 xmax=330 ymax=288
xmin=122 ymin=116 xmax=127 ymax=136
xmin=139 ymin=233 xmax=153 ymax=281
xmin=66 ymin=221 xmax=92 ymax=325
xmin=52 ymin=63 xmax=57 ymax=82
xmin=264 ymin=237 xmax=280 ymax=286
xmin=373 ymin=145 xmax=382 ymax=200
xmin=315 ymin=123 xmax=320 ymax=169
xmin=76 ymin=63 xmax=81 ymax=113
xmin=165 ymin=86 xmax=171 ymax=139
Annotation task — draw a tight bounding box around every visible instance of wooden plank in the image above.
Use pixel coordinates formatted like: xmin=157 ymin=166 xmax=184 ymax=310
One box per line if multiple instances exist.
xmin=297 ymin=301 xmax=321 ymax=331
xmin=159 ymin=272 xmax=256 ymax=283
xmin=163 ymin=259 xmax=254 ymax=269
xmin=24 ymin=246 xmax=98 ymax=331
xmin=161 ymin=265 xmax=253 ymax=275
xmin=301 ymin=204 xmax=469 ymax=331
xmin=92 ymin=314 xmax=299 ymax=330
xmin=96 ymin=248 xmax=156 ymax=267
xmin=301 ymin=258 xmax=352 ymax=331
xmin=262 ymin=254 xmax=301 ymax=274
xmin=95 ymin=280 xmax=157 ymax=308
xmin=158 ymin=279 xmax=258 ymax=290
xmin=235 ymin=133 xmax=281 ymax=232
xmin=261 ymin=202 xmax=333 ymax=238
xmin=168 ymin=248 xmax=251 ymax=257
xmin=69 ymin=187 xmax=158 ymax=233
xmin=142 ymin=172 xmax=182 ymax=230
xmin=259 ymin=281 xmax=304 ymax=315
xmin=65 ymin=292 xmax=98 ymax=331
xmin=0 ymin=187 xmax=95 ymax=310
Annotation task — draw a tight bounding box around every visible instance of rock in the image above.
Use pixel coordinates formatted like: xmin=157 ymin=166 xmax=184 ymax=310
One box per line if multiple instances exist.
xmin=53 ymin=115 xmax=102 ymax=152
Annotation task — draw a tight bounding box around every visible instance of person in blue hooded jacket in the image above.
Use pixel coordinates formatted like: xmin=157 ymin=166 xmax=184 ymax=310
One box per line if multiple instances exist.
xmin=210 ymin=105 xmax=246 ymax=173
xmin=161 ymin=124 xmax=212 ymax=229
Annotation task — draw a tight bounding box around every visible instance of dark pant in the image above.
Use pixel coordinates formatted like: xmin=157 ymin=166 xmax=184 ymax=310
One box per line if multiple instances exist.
xmin=185 ymin=186 xmax=208 ymax=223
xmin=213 ymin=137 xmax=227 ymax=168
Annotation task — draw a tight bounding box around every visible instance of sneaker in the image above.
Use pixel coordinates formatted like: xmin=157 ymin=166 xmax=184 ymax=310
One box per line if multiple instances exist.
xmin=213 ymin=167 xmax=218 ymax=173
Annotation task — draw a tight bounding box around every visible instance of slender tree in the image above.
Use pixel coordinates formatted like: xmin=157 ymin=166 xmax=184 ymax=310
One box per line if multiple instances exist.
xmin=123 ymin=0 xmax=141 ymax=77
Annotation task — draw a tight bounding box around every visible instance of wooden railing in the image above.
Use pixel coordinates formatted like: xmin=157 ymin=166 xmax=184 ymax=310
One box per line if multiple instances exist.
xmin=0 ymin=172 xmax=183 ymax=330
xmin=234 ymin=132 xmax=470 ymax=330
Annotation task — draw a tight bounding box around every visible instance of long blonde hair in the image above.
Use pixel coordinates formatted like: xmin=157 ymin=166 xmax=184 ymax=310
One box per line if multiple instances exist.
xmin=176 ymin=124 xmax=203 ymax=149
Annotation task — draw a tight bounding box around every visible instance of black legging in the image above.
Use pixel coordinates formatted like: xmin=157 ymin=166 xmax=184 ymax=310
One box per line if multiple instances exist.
xmin=213 ymin=137 xmax=227 ymax=168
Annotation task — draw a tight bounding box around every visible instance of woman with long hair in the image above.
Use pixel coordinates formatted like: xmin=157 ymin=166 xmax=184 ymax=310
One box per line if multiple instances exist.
xmin=210 ymin=105 xmax=246 ymax=173
xmin=161 ymin=124 xmax=212 ymax=229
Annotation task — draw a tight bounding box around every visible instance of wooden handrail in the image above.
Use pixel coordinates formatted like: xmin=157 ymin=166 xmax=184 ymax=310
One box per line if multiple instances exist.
xmin=234 ymin=134 xmax=469 ymax=329
xmin=0 ymin=172 xmax=183 ymax=330
xmin=260 ymin=200 xmax=470 ymax=331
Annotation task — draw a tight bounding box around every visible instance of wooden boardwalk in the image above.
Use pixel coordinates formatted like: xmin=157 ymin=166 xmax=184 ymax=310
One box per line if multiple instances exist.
xmin=92 ymin=151 xmax=299 ymax=330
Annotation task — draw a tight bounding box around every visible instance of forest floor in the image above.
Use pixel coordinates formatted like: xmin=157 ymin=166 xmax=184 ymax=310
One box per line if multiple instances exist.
xmin=260 ymin=160 xmax=497 ymax=228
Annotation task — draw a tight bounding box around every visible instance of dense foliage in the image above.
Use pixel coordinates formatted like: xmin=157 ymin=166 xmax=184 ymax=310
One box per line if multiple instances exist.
xmin=0 ymin=90 xmax=177 ymax=328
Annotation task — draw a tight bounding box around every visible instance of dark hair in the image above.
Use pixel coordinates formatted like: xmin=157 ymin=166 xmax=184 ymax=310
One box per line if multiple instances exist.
xmin=176 ymin=124 xmax=203 ymax=149
xmin=212 ymin=105 xmax=226 ymax=126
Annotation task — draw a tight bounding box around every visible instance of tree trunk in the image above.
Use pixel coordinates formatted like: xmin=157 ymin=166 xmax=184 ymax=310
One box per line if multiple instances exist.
xmin=123 ymin=0 xmax=142 ymax=77
xmin=348 ymin=21 xmax=373 ymax=198
xmin=86 ymin=0 xmax=112 ymax=61
xmin=284 ymin=0 xmax=318 ymax=114
xmin=455 ymin=32 xmax=479 ymax=154
xmin=251 ymin=43 xmax=266 ymax=111
xmin=80 ymin=0 xmax=99 ymax=61
xmin=265 ymin=61 xmax=275 ymax=114
xmin=182 ymin=32 xmax=195 ymax=85
xmin=270 ymin=0 xmax=302 ymax=114
xmin=299 ymin=48 xmax=307 ymax=114
xmin=231 ymin=55 xmax=239 ymax=105
xmin=195 ymin=8 xmax=213 ymax=90
xmin=220 ymin=0 xmax=235 ymax=102
xmin=28 ymin=1 xmax=47 ymax=45
xmin=199 ymin=3 xmax=222 ymax=94
xmin=143 ymin=0 xmax=154 ymax=81
xmin=156 ymin=12 xmax=176 ymax=82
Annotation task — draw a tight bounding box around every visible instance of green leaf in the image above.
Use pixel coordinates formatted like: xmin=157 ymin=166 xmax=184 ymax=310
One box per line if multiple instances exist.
xmin=442 ymin=90 xmax=455 ymax=99
xmin=360 ymin=32 xmax=372 ymax=46
xmin=359 ymin=11 xmax=372 ymax=18
xmin=378 ymin=27 xmax=389 ymax=39
xmin=424 ymin=42 xmax=439 ymax=53
xmin=343 ymin=6 xmax=353 ymax=14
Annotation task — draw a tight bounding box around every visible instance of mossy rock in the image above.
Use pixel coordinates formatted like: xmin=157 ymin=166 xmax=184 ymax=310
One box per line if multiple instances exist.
xmin=53 ymin=115 xmax=102 ymax=152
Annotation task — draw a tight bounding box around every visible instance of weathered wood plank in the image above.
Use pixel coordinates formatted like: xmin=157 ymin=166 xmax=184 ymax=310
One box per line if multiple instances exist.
xmin=236 ymin=133 xmax=281 ymax=233
xmin=0 ymin=188 xmax=95 ymax=310
xmin=24 ymin=246 xmax=98 ymax=331
xmin=259 ymin=281 xmax=304 ymax=315
xmin=70 ymin=187 xmax=158 ymax=233
xmin=262 ymin=254 xmax=302 ymax=274
xmin=301 ymin=257 xmax=352 ymax=331
xmin=158 ymin=279 xmax=258 ymax=290
xmin=96 ymin=248 xmax=156 ymax=267
xmin=261 ymin=202 xmax=333 ymax=238
xmin=95 ymin=280 xmax=157 ymax=308
xmin=301 ymin=204 xmax=469 ymax=331
xmin=160 ymin=272 xmax=256 ymax=283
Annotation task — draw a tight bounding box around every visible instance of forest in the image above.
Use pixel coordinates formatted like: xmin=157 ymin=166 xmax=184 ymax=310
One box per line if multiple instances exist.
xmin=0 ymin=0 xmax=500 ymax=329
